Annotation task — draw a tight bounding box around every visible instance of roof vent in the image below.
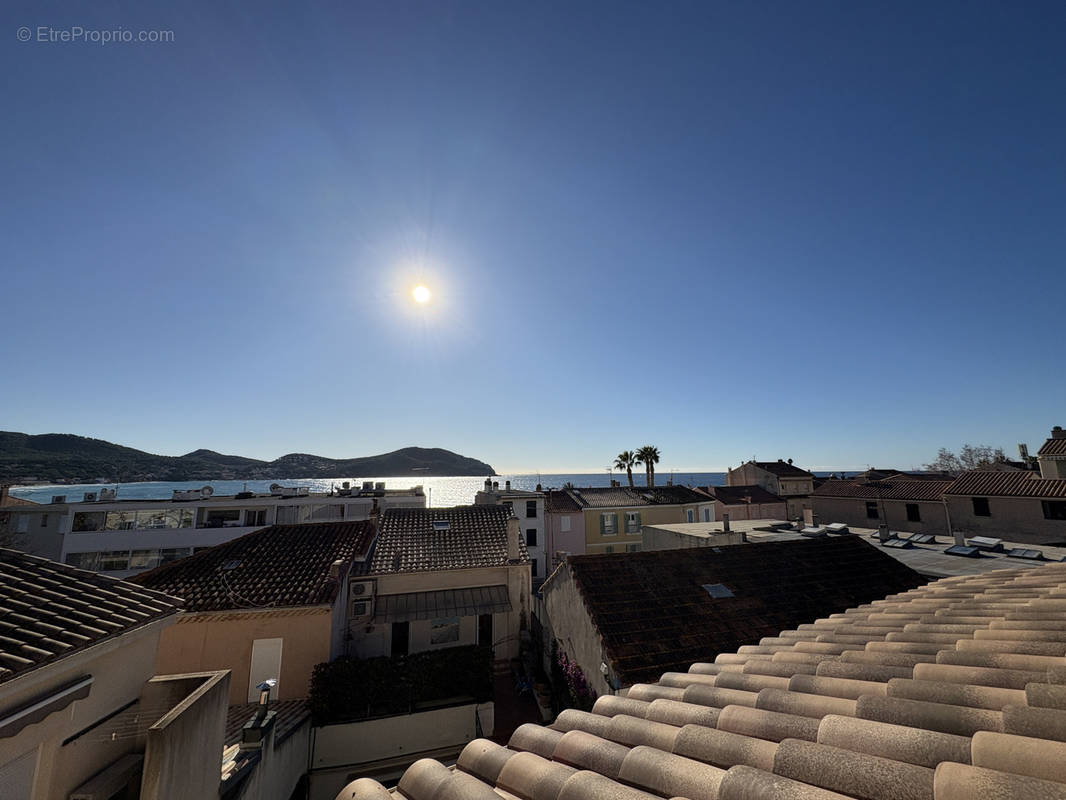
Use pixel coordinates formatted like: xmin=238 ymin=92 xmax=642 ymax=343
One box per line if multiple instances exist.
xmin=967 ymin=536 xmax=1004 ymax=552
xmin=945 ymin=544 xmax=981 ymax=558
xmin=432 ymin=520 xmax=450 ymax=531
xmin=1007 ymin=547 xmax=1044 ymax=560
xmin=51 ymin=495 xmax=66 ymax=504
xmin=222 ymin=559 xmax=242 ymax=571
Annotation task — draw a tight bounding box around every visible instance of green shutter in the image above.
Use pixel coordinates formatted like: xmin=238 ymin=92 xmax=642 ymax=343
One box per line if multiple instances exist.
xmin=600 ymin=514 xmax=606 ymax=535
xmin=634 ymin=512 xmax=642 ymax=530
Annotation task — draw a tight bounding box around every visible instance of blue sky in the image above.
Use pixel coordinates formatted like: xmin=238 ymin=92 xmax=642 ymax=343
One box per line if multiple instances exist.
xmin=3 ymin=1 xmax=1065 ymax=473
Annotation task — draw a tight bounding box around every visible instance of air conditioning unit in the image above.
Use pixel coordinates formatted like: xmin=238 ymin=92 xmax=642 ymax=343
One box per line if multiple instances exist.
xmin=83 ymin=492 xmax=98 ymax=502
xmin=99 ymin=488 xmax=117 ymax=501
xmin=51 ymin=495 xmax=67 ymax=504
xmin=350 ymin=580 xmax=375 ymax=599
xmin=349 ymin=580 xmax=375 ymax=620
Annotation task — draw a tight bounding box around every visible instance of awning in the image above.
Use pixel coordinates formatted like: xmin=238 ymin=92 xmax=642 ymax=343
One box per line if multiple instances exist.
xmin=372 ymin=585 xmax=512 ymax=624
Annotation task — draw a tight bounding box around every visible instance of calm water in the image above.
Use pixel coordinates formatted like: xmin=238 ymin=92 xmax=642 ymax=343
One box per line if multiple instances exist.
xmin=11 ymin=472 xmax=731 ymax=507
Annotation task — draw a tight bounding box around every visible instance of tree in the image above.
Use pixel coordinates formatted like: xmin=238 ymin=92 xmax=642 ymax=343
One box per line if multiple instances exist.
xmin=636 ymin=445 xmax=661 ymax=487
xmin=614 ymin=451 xmax=637 ymax=487
xmin=924 ymin=444 xmax=1008 ymax=476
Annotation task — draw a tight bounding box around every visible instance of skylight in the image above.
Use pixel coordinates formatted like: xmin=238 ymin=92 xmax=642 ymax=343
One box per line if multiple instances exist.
xmin=702 ymin=583 xmax=734 ymax=598
xmin=432 ymin=520 xmax=451 ymax=531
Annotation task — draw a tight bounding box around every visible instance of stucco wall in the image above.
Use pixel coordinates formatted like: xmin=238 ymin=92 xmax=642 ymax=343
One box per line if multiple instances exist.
xmin=945 ymin=495 xmax=1066 ymax=545
xmin=350 ymin=564 xmax=531 ymax=662
xmin=153 ymin=607 xmax=333 ymax=705
xmin=544 ymin=512 xmax=586 ymax=560
xmin=714 ymin=501 xmax=787 ymax=521
xmin=542 ymin=564 xmax=615 ymax=697
xmin=811 ymin=496 xmax=951 ymax=537
xmin=0 ymin=618 xmax=171 ymax=800
xmin=140 ymin=672 xmax=230 ymax=800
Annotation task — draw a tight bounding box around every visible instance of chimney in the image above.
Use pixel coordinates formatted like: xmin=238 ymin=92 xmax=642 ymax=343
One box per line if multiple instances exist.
xmin=1052 ymin=426 xmax=1066 ymax=440
xmin=328 ymin=559 xmax=345 ymax=580
xmin=722 ymin=513 xmax=730 ymax=532
xmin=507 ymin=517 xmax=521 ymax=561
xmin=484 ymin=478 xmax=493 ymax=492
xmin=0 ymin=485 xmax=8 ymax=504
xmin=369 ymin=498 xmax=380 ymax=529
xmin=1019 ymin=443 xmax=1029 ymax=460
xmin=505 ymin=480 xmax=511 ymax=491
xmin=493 ymin=481 xmax=499 ymax=491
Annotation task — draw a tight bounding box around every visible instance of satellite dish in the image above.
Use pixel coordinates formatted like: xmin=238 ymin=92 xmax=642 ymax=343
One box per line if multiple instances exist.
xmin=269 ymin=483 xmax=281 ymax=492
xmin=201 ymin=486 xmax=214 ymax=498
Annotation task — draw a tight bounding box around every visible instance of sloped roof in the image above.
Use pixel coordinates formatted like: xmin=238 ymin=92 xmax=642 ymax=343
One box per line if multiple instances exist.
xmin=707 ymin=485 xmax=786 ymax=505
xmin=635 ymin=485 xmax=710 ymax=505
xmin=351 ymin=561 xmax=1066 ymax=800
xmin=1037 ymin=432 xmax=1066 ymax=456
xmin=559 ymin=537 xmax=925 ymax=685
xmin=132 ymin=521 xmax=375 ymax=612
xmin=754 ymin=461 xmax=815 ymax=478
xmin=813 ymin=479 xmax=953 ymax=502
xmin=0 ymin=549 xmax=181 ymax=684
xmin=945 ymin=470 xmax=1066 ymax=499
xmin=370 ymin=506 xmax=527 ymax=574
xmin=545 ymin=489 xmax=583 ymax=513
xmin=568 ymin=487 xmax=652 ymax=509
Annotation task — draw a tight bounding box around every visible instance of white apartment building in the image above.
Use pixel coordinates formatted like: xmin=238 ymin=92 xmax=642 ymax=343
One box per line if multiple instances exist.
xmin=3 ymin=481 xmax=425 ymax=578
xmin=474 ymin=479 xmax=546 ymax=583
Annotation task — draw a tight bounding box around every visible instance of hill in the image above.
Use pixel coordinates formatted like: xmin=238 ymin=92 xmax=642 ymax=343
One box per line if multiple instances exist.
xmin=0 ymin=432 xmax=495 ymax=482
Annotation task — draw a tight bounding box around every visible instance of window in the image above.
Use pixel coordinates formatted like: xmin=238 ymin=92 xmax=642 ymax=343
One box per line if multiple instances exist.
xmin=972 ymin=497 xmax=991 ymax=517
xmin=560 ymin=515 xmax=571 ymax=532
xmin=1043 ymin=501 xmax=1066 ymax=521
xmin=601 ymin=512 xmax=617 ymax=535
xmin=531 ymin=558 xmax=538 ymax=577
xmin=16 ymin=515 xmax=29 ymax=533
xmin=430 ymin=617 xmax=460 ymax=645
xmin=526 ymin=500 xmax=537 ymax=518
xmin=866 ymin=501 xmax=879 ymax=519
xmin=275 ymin=505 xmax=311 ymax=525
xmin=309 ymin=504 xmax=344 ymax=522
xmin=97 ymin=551 xmax=130 ymax=571
xmin=686 ymin=509 xmax=694 ymax=523
xmin=244 ymin=509 xmax=267 ymax=526
xmin=104 ymin=511 xmax=136 ymax=531
xmin=626 ymin=544 xmax=640 ymax=553
xmin=703 ymin=508 xmax=711 ymax=522
xmin=526 ymin=528 xmax=537 ymax=547
xmin=248 ymin=638 xmax=283 ymax=703
xmin=625 ymin=511 xmax=641 ymax=533
xmin=40 ymin=514 xmax=48 ymax=528
xmin=906 ymin=503 xmax=921 ymax=522
xmin=72 ymin=512 xmax=106 ymax=532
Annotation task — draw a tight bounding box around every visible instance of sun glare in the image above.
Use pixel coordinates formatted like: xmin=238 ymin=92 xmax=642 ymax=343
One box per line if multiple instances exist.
xmin=412 ymin=285 xmax=431 ymax=304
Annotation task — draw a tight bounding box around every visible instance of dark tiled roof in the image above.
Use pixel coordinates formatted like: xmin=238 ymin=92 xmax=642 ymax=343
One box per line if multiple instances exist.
xmin=754 ymin=461 xmax=814 ymax=478
xmin=568 ymin=487 xmax=652 ymax=508
xmin=635 ymin=485 xmax=709 ymax=505
xmin=132 ymin=521 xmax=375 ymax=612
xmin=0 ymin=549 xmax=181 ymax=684
xmin=945 ymin=470 xmax=1066 ymax=498
xmin=370 ymin=506 xmax=527 ymax=574
xmin=812 ymin=479 xmax=953 ymax=502
xmin=0 ymin=493 xmax=36 ymax=507
xmin=562 ymin=537 xmax=926 ymax=685
xmin=354 ymin=561 xmax=1066 ymax=800
xmin=1038 ymin=433 xmax=1066 ymax=456
xmin=545 ymin=489 xmax=583 ymax=513
xmin=706 ymin=485 xmax=785 ymax=505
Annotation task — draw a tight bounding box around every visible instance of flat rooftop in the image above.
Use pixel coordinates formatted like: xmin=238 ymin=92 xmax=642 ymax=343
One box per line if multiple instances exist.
xmin=644 ymin=520 xmax=791 ymax=539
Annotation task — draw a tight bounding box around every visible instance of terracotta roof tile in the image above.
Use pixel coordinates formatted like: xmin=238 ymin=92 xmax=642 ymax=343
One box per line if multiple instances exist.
xmin=945 ymin=470 xmax=1066 ymax=498
xmin=813 ymin=479 xmax=953 ymax=502
xmin=545 ymin=489 xmax=583 ymax=513
xmin=754 ymin=461 xmax=815 ymax=478
xmin=707 ymin=485 xmax=786 ymax=505
xmin=1037 ymin=433 xmax=1066 ymax=457
xmin=560 ymin=537 xmax=926 ymax=685
xmin=370 ymin=506 xmax=527 ymax=574
xmin=132 ymin=521 xmax=375 ymax=612
xmin=0 ymin=549 xmax=181 ymax=683
xmin=343 ymin=559 xmax=1066 ymax=800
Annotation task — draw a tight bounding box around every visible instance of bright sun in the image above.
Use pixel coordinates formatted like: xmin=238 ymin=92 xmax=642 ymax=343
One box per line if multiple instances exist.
xmin=412 ymin=285 xmax=432 ymax=304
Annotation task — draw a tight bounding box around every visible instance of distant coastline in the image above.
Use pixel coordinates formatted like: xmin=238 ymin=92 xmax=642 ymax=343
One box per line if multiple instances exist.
xmin=0 ymin=431 xmax=494 ymax=483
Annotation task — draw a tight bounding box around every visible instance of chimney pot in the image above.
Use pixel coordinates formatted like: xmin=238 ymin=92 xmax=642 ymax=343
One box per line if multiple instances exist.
xmin=505 ymin=480 xmax=511 ymax=491
xmin=723 ymin=513 xmax=730 ymax=532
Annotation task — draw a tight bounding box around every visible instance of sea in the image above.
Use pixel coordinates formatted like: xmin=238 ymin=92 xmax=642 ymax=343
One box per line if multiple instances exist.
xmin=10 ymin=473 xmax=734 ymax=507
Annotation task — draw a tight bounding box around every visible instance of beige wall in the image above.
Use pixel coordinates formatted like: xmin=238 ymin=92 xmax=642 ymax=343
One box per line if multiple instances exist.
xmin=583 ymin=504 xmax=698 ymax=553
xmin=945 ymin=495 xmax=1066 ymax=545
xmin=715 ymin=500 xmax=786 ymax=521
xmin=352 ymin=564 xmax=532 ymax=663
xmin=542 ymin=564 xmax=616 ymax=697
xmin=0 ymin=619 xmax=172 ymax=800
xmin=812 ymin=496 xmax=950 ymax=536
xmin=641 ymin=527 xmax=745 ymax=551
xmin=153 ymin=607 xmax=333 ymax=705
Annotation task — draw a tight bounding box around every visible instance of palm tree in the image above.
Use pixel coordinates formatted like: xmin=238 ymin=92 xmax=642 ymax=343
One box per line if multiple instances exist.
xmin=614 ymin=451 xmax=637 ymax=487
xmin=636 ymin=445 xmax=661 ymax=487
